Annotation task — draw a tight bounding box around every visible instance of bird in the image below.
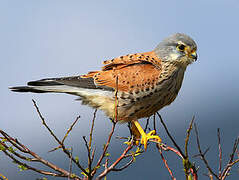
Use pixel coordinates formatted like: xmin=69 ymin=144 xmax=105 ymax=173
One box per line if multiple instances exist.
xmin=10 ymin=33 xmax=197 ymax=149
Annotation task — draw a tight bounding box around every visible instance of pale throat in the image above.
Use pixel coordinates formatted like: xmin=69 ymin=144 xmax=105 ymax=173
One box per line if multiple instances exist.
xmin=166 ymin=52 xmax=192 ymax=69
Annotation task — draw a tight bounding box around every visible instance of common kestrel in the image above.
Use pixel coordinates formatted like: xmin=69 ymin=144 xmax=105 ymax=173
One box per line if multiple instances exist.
xmin=10 ymin=33 xmax=197 ymax=149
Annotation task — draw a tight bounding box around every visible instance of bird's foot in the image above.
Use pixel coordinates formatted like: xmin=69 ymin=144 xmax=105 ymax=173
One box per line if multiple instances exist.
xmin=124 ymin=130 xmax=161 ymax=149
xmin=130 ymin=120 xmax=162 ymax=150
xmin=140 ymin=130 xmax=161 ymax=150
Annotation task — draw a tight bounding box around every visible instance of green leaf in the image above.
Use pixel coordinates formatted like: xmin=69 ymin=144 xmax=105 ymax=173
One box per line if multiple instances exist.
xmin=105 ymin=152 xmax=110 ymax=157
xmin=81 ymin=168 xmax=89 ymax=177
xmin=75 ymin=156 xmax=79 ymax=163
xmin=0 ymin=138 xmax=7 ymax=142
xmin=70 ymin=174 xmax=77 ymax=178
xmin=81 ymin=172 xmax=87 ymax=177
xmin=8 ymin=146 xmax=16 ymax=153
xmin=0 ymin=144 xmax=5 ymax=151
xmin=18 ymin=165 xmax=28 ymax=171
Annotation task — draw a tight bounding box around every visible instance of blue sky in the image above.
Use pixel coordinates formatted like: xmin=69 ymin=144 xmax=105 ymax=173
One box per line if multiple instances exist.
xmin=1 ymin=1 xmax=239 ymax=179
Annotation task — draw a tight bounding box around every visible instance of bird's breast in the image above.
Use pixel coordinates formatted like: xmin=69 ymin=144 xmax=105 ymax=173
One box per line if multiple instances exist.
xmin=116 ymin=66 xmax=185 ymax=122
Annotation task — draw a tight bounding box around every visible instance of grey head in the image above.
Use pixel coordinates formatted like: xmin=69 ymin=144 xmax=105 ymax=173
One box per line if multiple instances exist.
xmin=154 ymin=33 xmax=197 ymax=66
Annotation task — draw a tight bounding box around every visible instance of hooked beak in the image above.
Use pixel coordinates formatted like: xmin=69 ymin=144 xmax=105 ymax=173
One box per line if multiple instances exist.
xmin=185 ymin=46 xmax=197 ymax=61
xmin=191 ymin=51 xmax=197 ymax=61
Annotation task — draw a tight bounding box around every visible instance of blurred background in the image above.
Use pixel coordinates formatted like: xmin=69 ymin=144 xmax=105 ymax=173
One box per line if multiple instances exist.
xmin=1 ymin=0 xmax=239 ymax=179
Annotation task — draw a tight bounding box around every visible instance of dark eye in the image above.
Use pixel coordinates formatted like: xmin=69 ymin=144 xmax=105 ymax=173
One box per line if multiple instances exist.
xmin=177 ymin=44 xmax=186 ymax=51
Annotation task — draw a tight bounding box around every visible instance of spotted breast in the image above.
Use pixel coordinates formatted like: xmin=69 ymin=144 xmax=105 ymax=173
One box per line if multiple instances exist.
xmin=114 ymin=61 xmax=186 ymax=122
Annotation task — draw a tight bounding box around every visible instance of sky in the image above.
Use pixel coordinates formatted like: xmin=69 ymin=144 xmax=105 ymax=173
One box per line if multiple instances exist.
xmin=1 ymin=0 xmax=239 ymax=179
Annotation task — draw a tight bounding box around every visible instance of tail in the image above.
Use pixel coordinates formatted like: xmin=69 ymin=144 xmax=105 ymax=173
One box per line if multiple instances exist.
xmin=10 ymin=76 xmax=117 ymax=117
xmin=9 ymin=76 xmax=114 ymax=96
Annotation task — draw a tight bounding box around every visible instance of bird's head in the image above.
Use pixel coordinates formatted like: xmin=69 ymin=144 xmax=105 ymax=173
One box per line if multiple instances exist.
xmin=154 ymin=33 xmax=197 ymax=67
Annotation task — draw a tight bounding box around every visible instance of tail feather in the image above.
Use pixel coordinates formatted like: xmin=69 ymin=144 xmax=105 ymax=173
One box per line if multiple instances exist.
xmin=10 ymin=76 xmax=116 ymax=112
xmin=9 ymin=76 xmax=114 ymax=95
xmin=27 ymin=80 xmax=62 ymax=86
xmin=9 ymin=86 xmax=47 ymax=93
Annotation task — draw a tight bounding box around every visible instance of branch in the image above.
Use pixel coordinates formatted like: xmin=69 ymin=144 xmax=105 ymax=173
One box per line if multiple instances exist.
xmin=156 ymin=144 xmax=176 ymax=180
xmin=0 ymin=130 xmax=82 ymax=180
xmin=62 ymin=115 xmax=81 ymax=144
xmin=217 ymin=128 xmax=222 ymax=177
xmin=32 ymin=99 xmax=88 ymax=176
xmin=89 ymin=109 xmax=97 ymax=151
xmin=156 ymin=115 xmax=198 ymax=180
xmin=185 ymin=116 xmax=195 ymax=158
xmin=83 ymin=136 xmax=93 ymax=177
xmin=91 ymin=121 xmax=116 ymax=176
xmin=220 ymin=136 xmax=239 ymax=179
xmin=156 ymin=112 xmax=186 ymax=159
xmin=194 ymin=123 xmax=219 ymax=179
xmin=96 ymin=144 xmax=133 ymax=180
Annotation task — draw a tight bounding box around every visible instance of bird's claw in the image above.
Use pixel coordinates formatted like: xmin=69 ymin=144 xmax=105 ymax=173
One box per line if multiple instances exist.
xmin=140 ymin=130 xmax=161 ymax=150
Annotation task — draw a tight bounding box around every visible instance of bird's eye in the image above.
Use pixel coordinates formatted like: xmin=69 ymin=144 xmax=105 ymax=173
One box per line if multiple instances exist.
xmin=177 ymin=44 xmax=186 ymax=51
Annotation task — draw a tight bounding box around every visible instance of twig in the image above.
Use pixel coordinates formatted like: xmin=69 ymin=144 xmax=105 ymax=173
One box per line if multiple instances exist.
xmin=185 ymin=116 xmax=195 ymax=158
xmin=91 ymin=147 xmax=96 ymax=164
xmin=111 ymin=158 xmax=134 ymax=172
xmin=1 ymin=148 xmax=64 ymax=177
xmin=194 ymin=123 xmax=219 ymax=179
xmin=156 ymin=144 xmax=176 ymax=180
xmin=82 ymin=110 xmax=97 ymax=179
xmin=68 ymin=148 xmax=73 ymax=180
xmin=184 ymin=116 xmax=195 ymax=179
xmin=217 ymin=128 xmax=222 ymax=177
xmin=62 ymin=115 xmax=81 ymax=144
xmin=153 ymin=113 xmax=156 ymax=132
xmin=83 ymin=136 xmax=92 ymax=177
xmin=96 ymin=144 xmax=133 ymax=180
xmin=144 ymin=117 xmax=150 ymax=132
xmin=160 ymin=143 xmax=184 ymax=158
xmin=32 ymin=99 xmax=88 ymax=176
xmin=221 ymin=136 xmax=239 ymax=179
xmin=91 ymin=121 xmax=116 ymax=176
xmin=156 ymin=116 xmax=198 ymax=180
xmin=89 ymin=109 xmax=97 ymax=151
xmin=0 ymin=130 xmax=82 ymax=180
xmin=114 ymin=75 xmax=119 ymax=122
xmin=156 ymin=112 xmax=186 ymax=159
xmin=0 ymin=132 xmax=38 ymax=162
xmin=49 ymin=115 xmax=80 ymax=153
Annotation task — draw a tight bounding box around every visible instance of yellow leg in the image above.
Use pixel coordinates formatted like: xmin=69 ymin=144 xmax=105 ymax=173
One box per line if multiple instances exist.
xmin=131 ymin=120 xmax=161 ymax=150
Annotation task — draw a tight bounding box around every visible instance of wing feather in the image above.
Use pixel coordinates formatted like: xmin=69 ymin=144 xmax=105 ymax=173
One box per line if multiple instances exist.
xmin=81 ymin=51 xmax=162 ymax=92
